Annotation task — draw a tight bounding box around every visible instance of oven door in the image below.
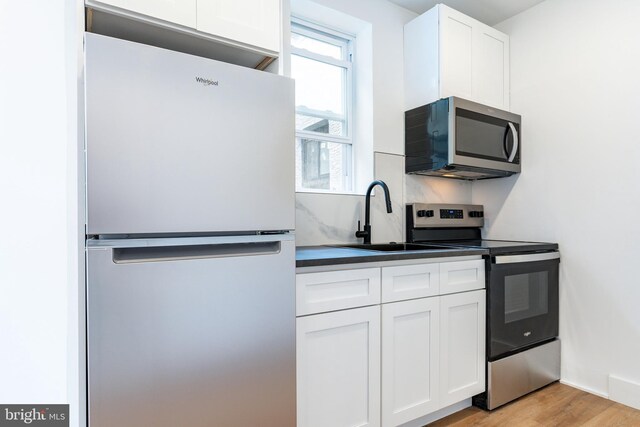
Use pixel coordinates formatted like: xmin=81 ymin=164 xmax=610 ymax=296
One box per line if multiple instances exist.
xmin=487 ymin=252 xmax=559 ymax=360
xmin=449 ymin=97 xmax=521 ymax=174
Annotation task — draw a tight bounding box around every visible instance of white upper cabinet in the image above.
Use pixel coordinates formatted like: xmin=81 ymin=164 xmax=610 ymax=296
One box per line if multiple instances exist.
xmin=404 ymin=4 xmax=510 ymax=111
xmin=88 ymin=0 xmax=281 ymax=55
xmin=439 ymin=6 xmax=474 ymax=101
xmin=473 ymin=25 xmax=510 ymax=110
xmin=95 ymin=0 xmax=197 ymax=27
xmin=197 ymin=0 xmax=280 ymax=53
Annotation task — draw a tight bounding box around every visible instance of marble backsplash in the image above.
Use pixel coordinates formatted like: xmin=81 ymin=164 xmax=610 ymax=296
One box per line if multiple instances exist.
xmin=295 ymin=152 xmax=472 ymax=246
xmin=295 ymin=193 xmax=363 ymax=246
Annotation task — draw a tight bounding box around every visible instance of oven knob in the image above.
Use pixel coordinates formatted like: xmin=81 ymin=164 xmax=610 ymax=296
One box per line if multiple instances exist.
xmin=417 ymin=210 xmax=435 ymax=218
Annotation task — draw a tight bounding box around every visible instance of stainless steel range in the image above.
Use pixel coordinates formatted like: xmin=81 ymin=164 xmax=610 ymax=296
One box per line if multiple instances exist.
xmin=406 ymin=203 xmax=560 ymax=410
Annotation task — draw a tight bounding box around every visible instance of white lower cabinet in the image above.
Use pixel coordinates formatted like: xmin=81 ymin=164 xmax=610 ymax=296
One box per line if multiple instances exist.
xmin=382 ymin=298 xmax=440 ymax=426
xmin=296 ymin=305 xmax=381 ymax=427
xmin=297 ymin=258 xmax=486 ymax=427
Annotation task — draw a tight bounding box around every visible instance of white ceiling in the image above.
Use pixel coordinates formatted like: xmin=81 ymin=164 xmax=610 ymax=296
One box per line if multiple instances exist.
xmin=387 ymin=0 xmax=546 ymax=25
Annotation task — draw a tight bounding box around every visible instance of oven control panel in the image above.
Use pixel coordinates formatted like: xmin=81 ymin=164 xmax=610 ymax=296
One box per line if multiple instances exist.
xmin=440 ymin=209 xmax=464 ymax=219
xmin=409 ymin=203 xmax=484 ymax=228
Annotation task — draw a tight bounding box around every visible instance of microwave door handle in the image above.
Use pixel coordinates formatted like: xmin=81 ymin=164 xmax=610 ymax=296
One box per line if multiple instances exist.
xmin=507 ymin=122 xmax=519 ymax=163
xmin=502 ymin=127 xmax=510 ymax=159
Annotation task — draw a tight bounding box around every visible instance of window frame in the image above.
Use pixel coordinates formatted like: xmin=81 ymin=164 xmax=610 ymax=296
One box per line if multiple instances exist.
xmin=291 ymin=17 xmax=355 ymax=193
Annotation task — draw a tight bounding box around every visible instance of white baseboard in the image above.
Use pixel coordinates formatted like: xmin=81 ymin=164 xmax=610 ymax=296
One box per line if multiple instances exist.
xmin=399 ymin=399 xmax=471 ymax=427
xmin=609 ymin=375 xmax=640 ymax=410
xmin=559 ymin=379 xmax=608 ymax=399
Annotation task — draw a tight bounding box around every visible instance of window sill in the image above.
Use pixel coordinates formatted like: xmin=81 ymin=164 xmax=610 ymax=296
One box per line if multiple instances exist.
xmin=296 ymin=188 xmax=366 ymax=197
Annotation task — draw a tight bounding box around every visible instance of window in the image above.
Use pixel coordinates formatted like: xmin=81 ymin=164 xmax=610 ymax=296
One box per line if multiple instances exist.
xmin=291 ymin=20 xmax=354 ymax=192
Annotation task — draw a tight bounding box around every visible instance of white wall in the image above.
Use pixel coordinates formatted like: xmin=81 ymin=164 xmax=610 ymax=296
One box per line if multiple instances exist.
xmin=474 ymin=0 xmax=640 ymax=401
xmin=311 ymin=0 xmax=413 ymax=156
xmin=0 ymin=0 xmax=82 ymax=422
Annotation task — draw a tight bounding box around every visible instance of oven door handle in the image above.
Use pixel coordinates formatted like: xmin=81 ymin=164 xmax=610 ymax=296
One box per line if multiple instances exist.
xmin=494 ymin=252 xmax=560 ymax=264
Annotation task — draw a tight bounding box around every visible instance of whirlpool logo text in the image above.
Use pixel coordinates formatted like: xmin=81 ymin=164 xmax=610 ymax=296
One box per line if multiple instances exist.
xmin=195 ymin=77 xmax=219 ymax=86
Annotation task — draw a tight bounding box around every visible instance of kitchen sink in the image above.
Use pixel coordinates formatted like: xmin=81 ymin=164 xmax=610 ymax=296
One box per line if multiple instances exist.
xmin=334 ymin=243 xmax=457 ymax=252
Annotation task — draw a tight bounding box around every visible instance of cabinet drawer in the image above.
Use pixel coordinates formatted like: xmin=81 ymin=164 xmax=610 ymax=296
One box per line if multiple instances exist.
xmin=381 ymin=263 xmax=439 ymax=303
xmin=439 ymin=259 xmax=485 ymax=294
xmin=296 ymin=268 xmax=381 ymax=316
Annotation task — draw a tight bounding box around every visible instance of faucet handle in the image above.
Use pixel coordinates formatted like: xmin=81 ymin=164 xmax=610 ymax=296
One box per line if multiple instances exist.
xmin=355 ymin=220 xmax=368 ymax=239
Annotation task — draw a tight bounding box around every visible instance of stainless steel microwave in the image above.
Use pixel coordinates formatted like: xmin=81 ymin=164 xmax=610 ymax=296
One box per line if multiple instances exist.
xmin=405 ymin=97 xmax=521 ymax=180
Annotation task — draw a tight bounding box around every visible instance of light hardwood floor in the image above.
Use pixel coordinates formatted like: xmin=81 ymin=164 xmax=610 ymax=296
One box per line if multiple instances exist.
xmin=429 ymin=382 xmax=640 ymax=426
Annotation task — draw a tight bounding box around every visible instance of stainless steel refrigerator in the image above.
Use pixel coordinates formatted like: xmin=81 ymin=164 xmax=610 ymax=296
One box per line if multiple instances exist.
xmin=84 ymin=33 xmax=295 ymax=427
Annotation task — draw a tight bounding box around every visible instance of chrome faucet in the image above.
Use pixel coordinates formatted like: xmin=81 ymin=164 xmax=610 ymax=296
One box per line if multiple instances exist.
xmin=355 ymin=180 xmax=393 ymax=244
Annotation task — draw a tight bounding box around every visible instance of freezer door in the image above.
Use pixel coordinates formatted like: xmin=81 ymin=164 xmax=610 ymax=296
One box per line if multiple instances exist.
xmin=85 ymin=33 xmax=295 ymax=235
xmin=87 ymin=236 xmax=295 ymax=427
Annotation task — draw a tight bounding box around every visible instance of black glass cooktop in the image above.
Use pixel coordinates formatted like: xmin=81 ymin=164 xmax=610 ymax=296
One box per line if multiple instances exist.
xmin=425 ymin=239 xmax=559 ymax=255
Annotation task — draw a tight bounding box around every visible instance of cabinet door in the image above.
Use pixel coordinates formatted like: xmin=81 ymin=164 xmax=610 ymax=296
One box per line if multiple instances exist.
xmin=474 ymin=26 xmax=510 ymax=110
xmin=440 ymin=290 xmax=486 ymax=407
xmin=438 ymin=4 xmax=510 ymax=110
xmin=440 ymin=259 xmax=485 ymax=295
xmin=382 ymin=298 xmax=439 ymax=426
xmin=439 ymin=4 xmax=475 ymax=100
xmin=403 ymin=5 xmax=440 ymax=110
xmin=297 ymin=306 xmax=381 ymax=427
xmin=96 ymin=0 xmax=197 ymax=28
xmin=197 ymin=0 xmax=280 ymax=53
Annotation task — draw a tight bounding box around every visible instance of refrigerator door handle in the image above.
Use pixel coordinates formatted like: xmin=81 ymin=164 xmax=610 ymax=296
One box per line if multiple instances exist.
xmin=112 ymin=241 xmax=281 ymax=264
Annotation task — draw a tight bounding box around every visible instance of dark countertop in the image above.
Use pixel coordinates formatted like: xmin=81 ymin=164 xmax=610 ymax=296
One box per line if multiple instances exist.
xmin=296 ymin=245 xmax=489 ymax=268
